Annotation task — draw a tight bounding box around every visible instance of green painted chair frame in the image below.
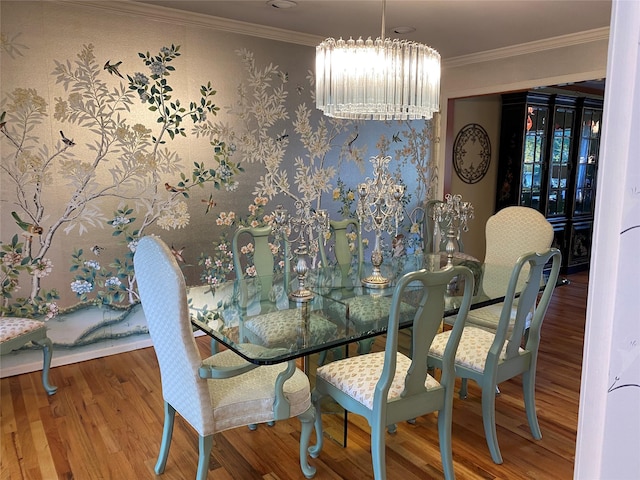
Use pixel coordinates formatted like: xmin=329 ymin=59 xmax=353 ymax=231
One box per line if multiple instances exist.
xmin=428 ymin=248 xmax=562 ymax=464
xmin=0 ymin=318 xmax=57 ymax=395
xmin=317 ymin=218 xmax=374 ymax=355
xmin=310 ymin=265 xmax=475 ymax=480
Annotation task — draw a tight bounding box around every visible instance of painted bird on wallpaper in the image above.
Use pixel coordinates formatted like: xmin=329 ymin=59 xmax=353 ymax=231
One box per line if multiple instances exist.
xmin=202 ymin=194 xmax=217 ymax=214
xmin=91 ymin=245 xmax=105 ymax=256
xmin=11 ymin=211 xmax=43 ymax=235
xmin=164 ymin=182 xmax=185 ymax=193
xmin=171 ymin=245 xmax=185 ymax=263
xmin=59 ymin=130 xmax=75 ymax=147
xmin=104 ymin=60 xmax=124 ymax=78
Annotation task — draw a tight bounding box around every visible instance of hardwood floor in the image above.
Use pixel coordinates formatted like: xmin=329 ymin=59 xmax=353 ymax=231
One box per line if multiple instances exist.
xmin=0 ymin=272 xmax=588 ymax=479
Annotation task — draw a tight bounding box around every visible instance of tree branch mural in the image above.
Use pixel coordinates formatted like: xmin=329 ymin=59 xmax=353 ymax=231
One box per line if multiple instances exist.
xmin=1 ymin=43 xmax=238 ymax=314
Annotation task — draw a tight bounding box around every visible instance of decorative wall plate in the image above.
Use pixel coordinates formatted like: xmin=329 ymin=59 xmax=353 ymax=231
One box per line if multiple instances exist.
xmin=453 ymin=123 xmax=491 ymax=184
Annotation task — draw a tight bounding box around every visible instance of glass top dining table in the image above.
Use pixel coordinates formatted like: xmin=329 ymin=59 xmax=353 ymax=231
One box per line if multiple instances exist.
xmin=188 ymin=252 xmax=536 ymax=366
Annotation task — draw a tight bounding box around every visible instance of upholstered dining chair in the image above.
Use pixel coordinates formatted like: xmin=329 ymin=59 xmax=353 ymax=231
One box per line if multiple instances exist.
xmin=0 ymin=317 xmax=57 ymax=395
xmin=428 ymin=248 xmax=561 ymax=465
xmin=231 ymin=225 xmax=337 ymax=352
xmin=310 ymin=265 xmax=475 ymax=480
xmin=318 ymin=218 xmax=363 ymax=282
xmin=459 ymin=206 xmax=554 ymax=332
xmin=133 ymin=236 xmax=316 ymax=480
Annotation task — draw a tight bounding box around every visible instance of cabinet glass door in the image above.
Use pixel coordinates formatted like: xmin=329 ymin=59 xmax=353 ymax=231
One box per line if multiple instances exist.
xmin=574 ymin=106 xmax=601 ymax=216
xmin=521 ymin=104 xmax=548 ymax=210
xmin=546 ymin=106 xmax=574 ymax=218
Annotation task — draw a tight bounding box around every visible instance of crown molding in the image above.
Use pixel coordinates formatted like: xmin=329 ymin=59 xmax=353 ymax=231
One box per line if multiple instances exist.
xmin=443 ymin=27 xmax=610 ymax=69
xmin=57 ymin=1 xmax=608 ymax=63
xmin=57 ymin=0 xmax=324 ymax=47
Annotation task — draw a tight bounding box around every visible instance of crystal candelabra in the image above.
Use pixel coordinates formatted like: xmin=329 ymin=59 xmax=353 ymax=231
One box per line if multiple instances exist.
xmin=431 ymin=193 xmax=474 ymax=267
xmin=273 ymin=201 xmax=329 ymax=302
xmin=356 ymin=155 xmax=405 ymax=288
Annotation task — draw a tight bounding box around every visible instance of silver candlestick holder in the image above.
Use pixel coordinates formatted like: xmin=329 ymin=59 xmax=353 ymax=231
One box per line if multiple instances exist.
xmin=273 ymin=201 xmax=329 ymax=302
xmin=356 ymin=155 xmax=405 ymax=288
xmin=432 ymin=193 xmax=474 ymax=267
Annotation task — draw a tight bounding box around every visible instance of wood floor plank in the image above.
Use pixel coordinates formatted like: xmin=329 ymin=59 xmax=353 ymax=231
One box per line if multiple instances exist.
xmin=0 ymin=271 xmax=588 ymax=479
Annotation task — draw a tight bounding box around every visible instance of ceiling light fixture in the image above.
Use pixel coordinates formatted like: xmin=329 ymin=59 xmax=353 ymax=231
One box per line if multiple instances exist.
xmin=315 ymin=0 xmax=441 ymax=121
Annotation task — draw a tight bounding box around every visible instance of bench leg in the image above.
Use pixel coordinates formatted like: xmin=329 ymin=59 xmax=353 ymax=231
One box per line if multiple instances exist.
xmin=34 ymin=337 xmax=57 ymax=395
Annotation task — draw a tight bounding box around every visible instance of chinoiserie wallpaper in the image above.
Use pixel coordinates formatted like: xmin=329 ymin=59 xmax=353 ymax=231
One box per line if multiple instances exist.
xmin=0 ymin=1 xmax=438 ymax=374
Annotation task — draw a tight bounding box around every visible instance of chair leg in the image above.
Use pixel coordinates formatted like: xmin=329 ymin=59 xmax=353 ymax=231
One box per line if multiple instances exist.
xmin=481 ymin=382 xmax=503 ymax=464
xmin=523 ymin=369 xmax=542 ymax=439
xmin=357 ymin=338 xmax=375 ymax=355
xmin=34 ymin=337 xmax=57 ymax=395
xmin=196 ymin=435 xmax=214 ymax=480
xmin=459 ymin=378 xmax=468 ymax=399
xmin=371 ymin=423 xmax=386 ymax=480
xmin=298 ymin=405 xmax=317 ymax=478
xmin=438 ymin=401 xmax=455 ymax=480
xmin=155 ymin=402 xmax=176 ymax=474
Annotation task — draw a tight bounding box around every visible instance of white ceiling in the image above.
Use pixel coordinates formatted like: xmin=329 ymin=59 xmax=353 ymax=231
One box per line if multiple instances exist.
xmin=135 ymin=0 xmax=612 ymax=59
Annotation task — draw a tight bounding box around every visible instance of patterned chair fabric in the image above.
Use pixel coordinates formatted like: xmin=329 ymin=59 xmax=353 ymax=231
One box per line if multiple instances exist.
xmin=458 ymin=206 xmax=554 ymax=331
xmin=133 ymin=236 xmax=316 ymax=479
xmin=428 ymin=248 xmax=562 ymax=465
xmin=0 ymin=317 xmax=57 ymax=395
xmin=311 ymin=265 xmax=476 ymax=480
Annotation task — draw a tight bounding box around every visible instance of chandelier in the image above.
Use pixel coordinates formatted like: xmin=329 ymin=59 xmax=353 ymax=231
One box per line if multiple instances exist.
xmin=315 ymin=0 xmax=441 ymax=120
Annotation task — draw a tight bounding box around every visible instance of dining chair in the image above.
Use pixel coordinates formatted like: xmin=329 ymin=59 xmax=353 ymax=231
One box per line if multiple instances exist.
xmin=0 ymin=317 xmax=57 ymax=395
xmin=317 ymin=218 xmax=377 ymax=356
xmin=424 ymin=199 xmax=465 ymax=254
xmin=458 ymin=205 xmax=554 ymax=332
xmin=428 ymin=248 xmax=561 ymax=465
xmin=232 ymin=225 xmax=337 ymax=356
xmin=310 ymin=265 xmax=475 ymax=480
xmin=133 ymin=236 xmax=317 ymax=480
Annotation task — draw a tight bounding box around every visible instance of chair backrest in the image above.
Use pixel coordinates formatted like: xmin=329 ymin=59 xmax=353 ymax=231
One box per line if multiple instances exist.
xmin=493 ymin=248 xmax=561 ymax=362
xmin=484 ymin=206 xmax=553 ymax=265
xmin=232 ymin=225 xmax=290 ymax=301
xmin=481 ymin=206 xmax=554 ymax=298
xmin=318 ymin=218 xmax=363 ymax=281
xmin=424 ymin=199 xmax=465 ymax=254
xmin=375 ymin=265 xmax=475 ymax=413
xmin=134 ymin=236 xmax=214 ymax=436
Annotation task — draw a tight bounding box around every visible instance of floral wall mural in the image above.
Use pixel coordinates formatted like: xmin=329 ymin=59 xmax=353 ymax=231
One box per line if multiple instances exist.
xmin=0 ymin=1 xmax=438 ymax=374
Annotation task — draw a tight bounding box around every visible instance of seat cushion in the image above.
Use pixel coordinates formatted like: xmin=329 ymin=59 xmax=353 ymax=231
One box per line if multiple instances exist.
xmin=316 ymin=350 xmax=440 ymax=410
xmin=328 ymin=295 xmax=417 ymax=331
xmin=242 ymin=309 xmax=338 ymax=349
xmin=429 ymin=327 xmax=524 ymax=373
xmin=203 ymin=348 xmax=311 ymax=432
xmin=0 ymin=317 xmax=45 ymax=343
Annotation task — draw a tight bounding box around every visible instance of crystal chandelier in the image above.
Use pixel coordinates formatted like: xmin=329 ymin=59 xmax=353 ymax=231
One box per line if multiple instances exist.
xmin=315 ymin=0 xmax=441 ymax=120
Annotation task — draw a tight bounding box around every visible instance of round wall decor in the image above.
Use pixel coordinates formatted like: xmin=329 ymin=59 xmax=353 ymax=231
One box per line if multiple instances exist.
xmin=453 ymin=123 xmax=491 ymax=184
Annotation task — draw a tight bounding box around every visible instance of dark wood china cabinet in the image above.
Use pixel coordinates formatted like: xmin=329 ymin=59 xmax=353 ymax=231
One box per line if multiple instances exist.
xmin=496 ymin=91 xmax=603 ymax=273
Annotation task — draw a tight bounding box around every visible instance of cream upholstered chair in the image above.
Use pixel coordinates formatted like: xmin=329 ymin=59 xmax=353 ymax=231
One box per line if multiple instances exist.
xmin=311 ymin=265 xmax=475 ymax=480
xmin=232 ymin=225 xmax=337 ymax=351
xmin=133 ymin=236 xmax=316 ymax=480
xmin=0 ymin=317 xmax=57 ymax=395
xmin=459 ymin=206 xmax=554 ymax=331
xmin=428 ymin=248 xmax=561 ymax=465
